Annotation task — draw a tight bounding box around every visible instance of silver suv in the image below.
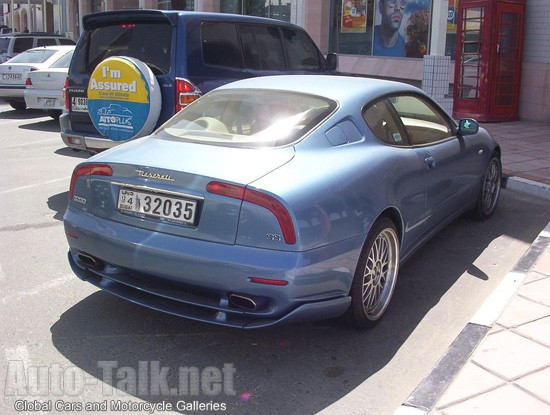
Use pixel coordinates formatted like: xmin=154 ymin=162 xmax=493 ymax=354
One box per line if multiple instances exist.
xmin=0 ymin=33 xmax=75 ymax=63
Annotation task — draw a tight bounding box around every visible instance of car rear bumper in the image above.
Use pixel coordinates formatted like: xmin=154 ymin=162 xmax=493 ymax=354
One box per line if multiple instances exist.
xmin=0 ymin=85 xmax=25 ymax=99
xmin=64 ymin=208 xmax=361 ymax=328
xmin=60 ymin=112 xmax=120 ymax=151
xmin=24 ymin=89 xmax=64 ymax=110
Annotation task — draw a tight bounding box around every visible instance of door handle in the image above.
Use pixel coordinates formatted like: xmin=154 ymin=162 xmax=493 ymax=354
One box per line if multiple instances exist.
xmin=424 ymin=156 xmax=436 ymax=169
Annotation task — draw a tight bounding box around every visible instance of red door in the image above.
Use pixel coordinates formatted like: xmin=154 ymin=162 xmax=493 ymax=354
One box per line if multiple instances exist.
xmin=489 ymin=2 xmax=524 ymax=120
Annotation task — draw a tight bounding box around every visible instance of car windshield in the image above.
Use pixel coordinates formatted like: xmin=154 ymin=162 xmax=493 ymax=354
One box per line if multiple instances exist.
xmin=8 ymin=49 xmax=57 ymax=63
xmin=50 ymin=50 xmax=74 ymax=68
xmin=160 ymin=89 xmax=336 ymax=148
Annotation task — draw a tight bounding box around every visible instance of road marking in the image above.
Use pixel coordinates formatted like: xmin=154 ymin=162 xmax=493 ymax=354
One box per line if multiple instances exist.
xmin=0 ymin=274 xmax=74 ymax=306
xmin=0 ymin=177 xmax=71 ymax=195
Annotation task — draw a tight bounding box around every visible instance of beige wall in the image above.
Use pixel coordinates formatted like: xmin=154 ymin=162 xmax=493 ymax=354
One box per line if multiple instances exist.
xmin=520 ymin=63 xmax=550 ymax=122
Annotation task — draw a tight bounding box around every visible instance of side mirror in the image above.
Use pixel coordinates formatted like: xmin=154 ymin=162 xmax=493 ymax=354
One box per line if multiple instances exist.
xmin=326 ymin=53 xmax=338 ymax=72
xmin=458 ymin=118 xmax=479 ymax=136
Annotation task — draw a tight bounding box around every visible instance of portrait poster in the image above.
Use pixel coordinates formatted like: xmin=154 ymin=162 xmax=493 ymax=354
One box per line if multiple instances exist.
xmin=341 ymin=0 xmax=368 ymax=33
xmin=372 ymin=0 xmax=432 ymax=57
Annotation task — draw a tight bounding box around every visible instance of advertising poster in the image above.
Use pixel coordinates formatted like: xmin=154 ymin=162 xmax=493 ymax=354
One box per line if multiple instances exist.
xmin=447 ymin=0 xmax=458 ymax=34
xmin=341 ymin=0 xmax=368 ymax=33
xmin=373 ymin=0 xmax=432 ymax=57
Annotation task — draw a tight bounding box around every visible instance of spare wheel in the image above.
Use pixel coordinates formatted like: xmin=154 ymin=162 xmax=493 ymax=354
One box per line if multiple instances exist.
xmin=87 ymin=56 xmax=161 ymax=142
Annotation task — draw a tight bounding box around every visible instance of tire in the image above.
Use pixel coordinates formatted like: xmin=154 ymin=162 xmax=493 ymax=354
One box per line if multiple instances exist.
xmin=346 ymin=217 xmax=400 ymax=328
xmin=9 ymin=101 xmax=26 ymax=111
xmin=471 ymin=153 xmax=501 ymax=220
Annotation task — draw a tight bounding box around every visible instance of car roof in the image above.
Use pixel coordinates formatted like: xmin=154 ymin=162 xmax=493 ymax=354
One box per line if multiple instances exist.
xmin=215 ymin=75 xmax=423 ymax=103
xmin=26 ymin=45 xmax=75 ymax=52
xmin=8 ymin=32 xmax=70 ymax=38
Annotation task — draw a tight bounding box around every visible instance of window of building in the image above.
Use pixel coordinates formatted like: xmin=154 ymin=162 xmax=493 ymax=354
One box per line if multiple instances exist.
xmin=221 ymin=0 xmax=291 ymax=22
xmin=329 ymin=0 xmax=433 ymax=58
xmin=157 ymin=1 xmax=194 ymax=10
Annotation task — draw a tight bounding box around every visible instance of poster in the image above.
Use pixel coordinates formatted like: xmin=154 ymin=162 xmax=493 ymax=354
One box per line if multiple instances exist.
xmin=373 ymin=0 xmax=432 ymax=58
xmin=447 ymin=0 xmax=458 ymax=34
xmin=341 ymin=0 xmax=367 ymax=33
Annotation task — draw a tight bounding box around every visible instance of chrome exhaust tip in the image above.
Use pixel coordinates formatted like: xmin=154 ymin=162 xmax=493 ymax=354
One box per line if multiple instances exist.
xmin=228 ymin=294 xmax=258 ymax=311
xmin=77 ymin=253 xmax=102 ymax=269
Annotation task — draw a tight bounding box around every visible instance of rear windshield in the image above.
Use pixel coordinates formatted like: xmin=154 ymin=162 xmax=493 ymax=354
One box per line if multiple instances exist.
xmin=160 ymin=89 xmax=336 ymax=148
xmin=8 ymin=49 xmax=57 ymax=63
xmin=74 ymin=23 xmax=172 ymax=75
xmin=50 ymin=50 xmax=74 ymax=68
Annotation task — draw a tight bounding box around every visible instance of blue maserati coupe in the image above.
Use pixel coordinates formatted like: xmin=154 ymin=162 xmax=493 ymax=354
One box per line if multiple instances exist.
xmin=64 ymin=75 xmax=501 ymax=328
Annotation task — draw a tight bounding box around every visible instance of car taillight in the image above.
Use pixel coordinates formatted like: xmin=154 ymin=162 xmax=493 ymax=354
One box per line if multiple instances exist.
xmin=175 ymin=78 xmax=201 ymax=113
xmin=63 ymin=77 xmax=69 ymax=110
xmin=69 ymin=164 xmax=113 ymax=199
xmin=206 ymin=181 xmax=296 ymax=245
xmin=25 ymin=77 xmax=32 ymax=87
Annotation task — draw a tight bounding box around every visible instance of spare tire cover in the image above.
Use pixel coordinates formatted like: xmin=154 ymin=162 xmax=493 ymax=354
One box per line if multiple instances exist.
xmin=87 ymin=56 xmax=161 ymax=141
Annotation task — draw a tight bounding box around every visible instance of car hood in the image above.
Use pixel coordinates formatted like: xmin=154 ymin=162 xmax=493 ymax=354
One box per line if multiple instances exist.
xmin=90 ymin=135 xmax=296 ymax=185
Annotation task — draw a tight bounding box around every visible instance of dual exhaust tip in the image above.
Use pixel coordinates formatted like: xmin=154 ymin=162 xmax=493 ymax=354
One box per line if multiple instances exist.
xmin=228 ymin=293 xmax=268 ymax=312
xmin=77 ymin=252 xmax=103 ymax=270
xmin=77 ymin=252 xmax=268 ymax=313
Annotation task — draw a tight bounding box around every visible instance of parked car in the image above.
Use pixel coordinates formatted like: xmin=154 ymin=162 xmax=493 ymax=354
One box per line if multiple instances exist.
xmin=24 ymin=46 xmax=74 ymax=119
xmin=64 ymin=75 xmax=502 ymax=329
xmin=61 ymin=9 xmax=338 ymax=152
xmin=0 ymin=45 xmax=75 ymax=110
xmin=0 ymin=32 xmax=75 ymax=63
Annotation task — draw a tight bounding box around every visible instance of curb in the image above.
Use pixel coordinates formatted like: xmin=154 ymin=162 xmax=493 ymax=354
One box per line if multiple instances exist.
xmin=393 ymin=202 xmax=550 ymax=414
xmin=504 ymin=175 xmax=550 ymax=200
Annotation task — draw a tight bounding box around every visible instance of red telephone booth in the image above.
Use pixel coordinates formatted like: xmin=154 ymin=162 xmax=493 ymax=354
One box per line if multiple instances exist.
xmin=452 ymin=0 xmax=525 ymax=122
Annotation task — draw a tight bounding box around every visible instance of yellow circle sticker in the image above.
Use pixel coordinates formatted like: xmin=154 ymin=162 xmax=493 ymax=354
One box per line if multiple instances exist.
xmin=88 ymin=57 xmax=149 ymax=103
xmin=87 ymin=57 xmax=160 ymax=141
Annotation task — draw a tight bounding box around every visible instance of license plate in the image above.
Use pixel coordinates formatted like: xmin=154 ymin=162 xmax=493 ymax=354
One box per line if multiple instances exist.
xmin=71 ymin=96 xmax=88 ymax=112
xmin=44 ymin=98 xmax=55 ymax=107
xmin=117 ymin=188 xmax=197 ymax=225
xmin=2 ymin=73 xmax=21 ymax=81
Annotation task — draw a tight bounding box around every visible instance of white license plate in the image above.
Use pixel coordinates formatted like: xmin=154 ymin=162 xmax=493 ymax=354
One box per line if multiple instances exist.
xmin=44 ymin=98 xmax=55 ymax=107
xmin=71 ymin=96 xmax=88 ymax=112
xmin=117 ymin=189 xmax=197 ymax=225
xmin=2 ymin=73 xmax=21 ymax=81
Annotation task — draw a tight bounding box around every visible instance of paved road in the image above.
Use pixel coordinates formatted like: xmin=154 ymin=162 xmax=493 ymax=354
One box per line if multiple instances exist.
xmin=1 ymin=103 xmax=549 ymax=415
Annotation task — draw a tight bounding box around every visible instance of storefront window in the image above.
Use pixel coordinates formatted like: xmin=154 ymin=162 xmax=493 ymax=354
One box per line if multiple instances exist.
xmin=221 ymin=0 xmax=291 ymax=22
xmin=330 ymin=0 xmax=432 ymax=58
xmin=157 ymin=0 xmax=194 ymax=10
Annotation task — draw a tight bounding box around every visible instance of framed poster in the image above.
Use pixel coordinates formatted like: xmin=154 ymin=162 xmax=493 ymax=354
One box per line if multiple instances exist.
xmin=373 ymin=0 xmax=432 ymax=57
xmin=341 ymin=0 xmax=368 ymax=33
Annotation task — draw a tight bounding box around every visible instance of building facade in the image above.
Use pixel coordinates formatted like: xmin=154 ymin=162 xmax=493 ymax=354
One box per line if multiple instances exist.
xmin=1 ymin=0 xmax=549 ymax=121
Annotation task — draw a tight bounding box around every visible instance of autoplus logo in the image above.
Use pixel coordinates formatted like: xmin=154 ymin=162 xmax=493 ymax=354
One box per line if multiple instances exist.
xmin=87 ymin=57 xmax=153 ymax=142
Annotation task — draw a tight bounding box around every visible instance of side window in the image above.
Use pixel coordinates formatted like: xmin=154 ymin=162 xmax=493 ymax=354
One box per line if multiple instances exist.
xmin=389 ymin=95 xmax=454 ymax=145
xmin=239 ymin=24 xmax=286 ymax=70
xmin=363 ymin=99 xmax=407 ymax=146
xmin=201 ymin=22 xmax=243 ymax=68
xmin=37 ymin=38 xmax=57 ymax=47
xmin=59 ymin=39 xmax=75 ymax=45
xmin=12 ymin=37 xmax=33 ymax=53
xmin=281 ymin=27 xmax=322 ymax=71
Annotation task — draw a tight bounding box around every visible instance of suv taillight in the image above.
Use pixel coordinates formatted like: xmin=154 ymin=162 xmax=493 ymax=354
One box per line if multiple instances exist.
xmin=63 ymin=77 xmax=69 ymax=110
xmin=175 ymin=78 xmax=201 ymax=113
xmin=25 ymin=77 xmax=32 ymax=87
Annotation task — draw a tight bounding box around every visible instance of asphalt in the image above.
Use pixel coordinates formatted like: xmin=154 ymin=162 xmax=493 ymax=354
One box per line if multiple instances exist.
xmin=394 ymin=120 xmax=550 ymax=415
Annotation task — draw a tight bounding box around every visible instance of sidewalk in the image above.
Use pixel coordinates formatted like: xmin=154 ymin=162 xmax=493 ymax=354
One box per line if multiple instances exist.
xmin=395 ymin=120 xmax=550 ymax=415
